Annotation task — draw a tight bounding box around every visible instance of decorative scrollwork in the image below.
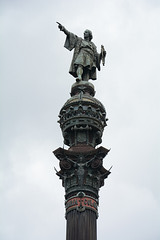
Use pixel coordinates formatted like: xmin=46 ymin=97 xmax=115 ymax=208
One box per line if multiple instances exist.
xmin=60 ymin=160 xmax=72 ymax=170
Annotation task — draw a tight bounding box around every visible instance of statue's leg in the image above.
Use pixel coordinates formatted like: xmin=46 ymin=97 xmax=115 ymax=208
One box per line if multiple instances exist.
xmin=76 ymin=65 xmax=83 ymax=81
xmin=83 ymin=68 xmax=90 ymax=81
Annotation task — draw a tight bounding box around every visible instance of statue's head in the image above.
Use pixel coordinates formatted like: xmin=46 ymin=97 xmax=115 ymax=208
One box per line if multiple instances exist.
xmin=84 ymin=29 xmax=93 ymax=41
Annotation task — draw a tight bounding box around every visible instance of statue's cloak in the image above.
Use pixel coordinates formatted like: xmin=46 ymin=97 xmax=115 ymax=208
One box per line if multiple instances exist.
xmin=64 ymin=32 xmax=101 ymax=80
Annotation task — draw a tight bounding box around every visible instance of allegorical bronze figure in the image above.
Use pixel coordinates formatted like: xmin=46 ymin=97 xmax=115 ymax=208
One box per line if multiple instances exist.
xmin=57 ymin=22 xmax=106 ymax=82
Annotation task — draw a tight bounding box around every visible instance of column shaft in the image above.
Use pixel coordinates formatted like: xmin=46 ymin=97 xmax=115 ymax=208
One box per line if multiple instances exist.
xmin=66 ymin=210 xmax=97 ymax=240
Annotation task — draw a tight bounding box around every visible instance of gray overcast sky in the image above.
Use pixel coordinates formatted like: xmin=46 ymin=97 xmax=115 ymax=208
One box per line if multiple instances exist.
xmin=1 ymin=0 xmax=160 ymax=239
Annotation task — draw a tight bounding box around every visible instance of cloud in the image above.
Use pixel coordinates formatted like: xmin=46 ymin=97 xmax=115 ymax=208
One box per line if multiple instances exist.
xmin=1 ymin=0 xmax=160 ymax=239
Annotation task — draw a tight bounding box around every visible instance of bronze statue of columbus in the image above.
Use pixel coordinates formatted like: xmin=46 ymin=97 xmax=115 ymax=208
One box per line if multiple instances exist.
xmin=57 ymin=22 xmax=106 ymax=82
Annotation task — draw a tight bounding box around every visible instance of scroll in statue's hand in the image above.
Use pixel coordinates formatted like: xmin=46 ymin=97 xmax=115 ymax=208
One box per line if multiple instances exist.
xmin=101 ymin=45 xmax=106 ymax=66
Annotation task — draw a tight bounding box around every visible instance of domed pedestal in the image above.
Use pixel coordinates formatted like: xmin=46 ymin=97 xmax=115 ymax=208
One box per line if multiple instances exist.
xmin=58 ymin=81 xmax=108 ymax=148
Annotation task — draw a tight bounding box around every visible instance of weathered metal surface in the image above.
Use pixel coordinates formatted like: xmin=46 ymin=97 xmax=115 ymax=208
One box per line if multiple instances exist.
xmin=54 ymin=24 xmax=110 ymax=240
xmin=57 ymin=22 xmax=106 ymax=82
xmin=58 ymin=82 xmax=108 ymax=147
xmin=54 ymin=147 xmax=110 ymax=199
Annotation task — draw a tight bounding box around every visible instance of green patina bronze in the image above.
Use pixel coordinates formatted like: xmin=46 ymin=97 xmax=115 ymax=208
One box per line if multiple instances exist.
xmin=57 ymin=22 xmax=106 ymax=81
xmin=54 ymin=23 xmax=110 ymax=240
